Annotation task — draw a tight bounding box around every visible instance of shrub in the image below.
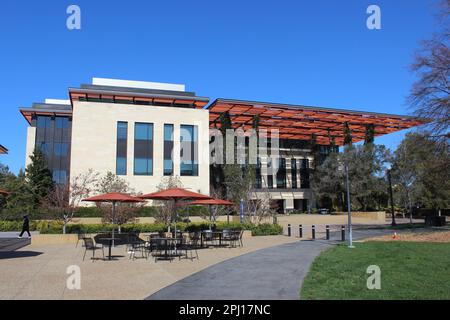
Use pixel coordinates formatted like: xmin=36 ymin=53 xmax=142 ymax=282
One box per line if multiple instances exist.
xmin=250 ymin=223 xmax=283 ymax=236
xmin=0 ymin=219 xmax=282 ymax=236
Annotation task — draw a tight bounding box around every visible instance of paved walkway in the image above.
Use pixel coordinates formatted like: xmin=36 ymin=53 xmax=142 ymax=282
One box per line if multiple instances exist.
xmin=146 ymin=228 xmax=412 ymax=300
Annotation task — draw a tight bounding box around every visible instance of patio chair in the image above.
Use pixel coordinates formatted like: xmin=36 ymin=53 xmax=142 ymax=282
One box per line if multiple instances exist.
xmin=238 ymin=230 xmax=244 ymax=247
xmin=221 ymin=229 xmax=233 ymax=247
xmin=82 ymin=237 xmax=105 ymax=261
xmin=127 ymin=233 xmax=147 ymax=260
xmin=188 ymin=232 xmax=201 ymax=246
xmin=151 ymin=238 xmax=175 ymax=262
xmin=178 ymin=237 xmax=199 ymax=261
xmin=202 ymin=230 xmax=216 ymax=247
xmin=76 ymin=231 xmax=86 ymax=248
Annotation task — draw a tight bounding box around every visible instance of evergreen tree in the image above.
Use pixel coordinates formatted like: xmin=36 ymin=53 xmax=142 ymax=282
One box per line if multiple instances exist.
xmin=25 ymin=148 xmax=54 ymax=208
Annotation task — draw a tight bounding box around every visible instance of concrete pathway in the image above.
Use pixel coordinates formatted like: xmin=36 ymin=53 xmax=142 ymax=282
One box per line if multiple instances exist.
xmin=146 ymin=228 xmax=417 ymax=300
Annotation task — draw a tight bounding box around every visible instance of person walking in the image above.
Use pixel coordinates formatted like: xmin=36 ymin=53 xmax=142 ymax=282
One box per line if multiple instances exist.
xmin=18 ymin=214 xmax=31 ymax=238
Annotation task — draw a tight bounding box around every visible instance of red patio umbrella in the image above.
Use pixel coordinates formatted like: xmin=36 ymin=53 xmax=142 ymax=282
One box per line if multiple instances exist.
xmin=82 ymin=192 xmax=144 ymax=246
xmin=186 ymin=198 xmax=235 ymax=230
xmin=140 ymin=188 xmax=212 ymax=235
xmin=0 ymin=188 xmax=9 ymax=196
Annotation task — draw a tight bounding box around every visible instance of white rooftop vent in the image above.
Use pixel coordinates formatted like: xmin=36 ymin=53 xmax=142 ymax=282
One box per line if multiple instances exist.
xmin=45 ymin=99 xmax=71 ymax=105
xmin=92 ymin=77 xmax=185 ymax=92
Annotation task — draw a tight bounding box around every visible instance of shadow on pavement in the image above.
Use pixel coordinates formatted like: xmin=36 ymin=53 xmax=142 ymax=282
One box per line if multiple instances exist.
xmin=0 ymin=251 xmax=43 ymax=260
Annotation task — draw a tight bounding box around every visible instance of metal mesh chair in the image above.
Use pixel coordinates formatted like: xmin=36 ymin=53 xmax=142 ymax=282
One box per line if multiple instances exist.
xmin=82 ymin=237 xmax=105 ymax=261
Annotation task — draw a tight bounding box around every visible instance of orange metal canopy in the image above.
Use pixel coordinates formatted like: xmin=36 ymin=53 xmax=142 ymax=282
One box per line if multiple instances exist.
xmin=203 ymin=99 xmax=428 ymax=146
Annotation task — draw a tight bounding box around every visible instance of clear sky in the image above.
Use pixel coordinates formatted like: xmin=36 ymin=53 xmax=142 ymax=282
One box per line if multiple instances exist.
xmin=0 ymin=0 xmax=440 ymax=174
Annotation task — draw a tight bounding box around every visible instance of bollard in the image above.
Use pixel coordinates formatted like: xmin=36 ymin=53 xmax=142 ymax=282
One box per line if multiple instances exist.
xmin=287 ymin=224 xmax=291 ymax=237
xmin=312 ymin=225 xmax=316 ymax=240
xmin=341 ymin=225 xmax=345 ymax=241
xmin=299 ymin=224 xmax=303 ymax=238
xmin=326 ymin=225 xmax=330 ymax=240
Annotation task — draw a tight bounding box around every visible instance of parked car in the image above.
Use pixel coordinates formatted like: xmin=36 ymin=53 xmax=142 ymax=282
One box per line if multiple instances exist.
xmin=318 ymin=208 xmax=330 ymax=215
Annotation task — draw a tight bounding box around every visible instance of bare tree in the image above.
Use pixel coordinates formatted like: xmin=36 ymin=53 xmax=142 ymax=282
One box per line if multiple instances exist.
xmin=94 ymin=171 xmax=140 ymax=232
xmin=153 ymin=176 xmax=183 ymax=226
xmin=42 ymin=169 xmax=99 ymax=234
xmin=408 ymin=1 xmax=450 ymax=137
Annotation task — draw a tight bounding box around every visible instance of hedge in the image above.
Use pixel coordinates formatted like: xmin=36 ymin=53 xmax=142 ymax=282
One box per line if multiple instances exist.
xmin=0 ymin=220 xmax=283 ymax=236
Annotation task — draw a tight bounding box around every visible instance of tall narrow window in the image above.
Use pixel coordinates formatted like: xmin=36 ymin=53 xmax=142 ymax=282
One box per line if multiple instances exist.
xmin=291 ymin=158 xmax=298 ymax=189
xmin=180 ymin=125 xmax=198 ymax=176
xmin=267 ymin=158 xmax=273 ymax=189
xmin=300 ymin=158 xmax=310 ymax=188
xmin=164 ymin=124 xmax=174 ymax=176
xmin=255 ymin=157 xmax=262 ymax=189
xmin=134 ymin=123 xmax=153 ymax=175
xmin=116 ymin=122 xmax=128 ymax=175
xmin=276 ymin=158 xmax=287 ymax=189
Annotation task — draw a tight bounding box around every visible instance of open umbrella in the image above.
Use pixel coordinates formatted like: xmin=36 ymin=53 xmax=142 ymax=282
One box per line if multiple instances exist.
xmin=82 ymin=192 xmax=144 ymax=246
xmin=187 ymin=198 xmax=234 ymax=230
xmin=140 ymin=188 xmax=212 ymax=236
xmin=0 ymin=189 xmax=9 ymax=196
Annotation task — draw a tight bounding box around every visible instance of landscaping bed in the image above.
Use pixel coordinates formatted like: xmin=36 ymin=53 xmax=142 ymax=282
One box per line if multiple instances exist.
xmin=0 ymin=220 xmax=282 ymax=236
xmin=363 ymin=230 xmax=450 ymax=243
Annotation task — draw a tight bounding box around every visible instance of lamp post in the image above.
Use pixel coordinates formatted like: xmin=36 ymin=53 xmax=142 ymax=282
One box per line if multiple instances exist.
xmin=344 ymin=164 xmax=354 ymax=248
xmin=387 ymin=169 xmax=397 ymax=226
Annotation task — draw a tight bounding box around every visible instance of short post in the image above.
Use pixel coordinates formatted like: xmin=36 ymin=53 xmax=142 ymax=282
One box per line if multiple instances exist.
xmin=299 ymin=224 xmax=303 ymax=238
xmin=326 ymin=225 xmax=330 ymax=240
xmin=312 ymin=225 xmax=316 ymax=240
xmin=341 ymin=225 xmax=345 ymax=241
xmin=287 ymin=224 xmax=291 ymax=237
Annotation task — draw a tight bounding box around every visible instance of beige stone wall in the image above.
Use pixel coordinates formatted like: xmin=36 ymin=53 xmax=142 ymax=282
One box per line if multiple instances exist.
xmin=25 ymin=126 xmax=36 ymax=167
xmin=70 ymin=101 xmax=210 ymax=202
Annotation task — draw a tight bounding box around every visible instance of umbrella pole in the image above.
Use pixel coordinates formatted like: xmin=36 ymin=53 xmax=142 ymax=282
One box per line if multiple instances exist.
xmin=174 ymin=199 xmax=178 ymax=236
xmin=209 ymin=205 xmax=213 ymax=231
xmin=112 ymin=201 xmax=115 ymax=246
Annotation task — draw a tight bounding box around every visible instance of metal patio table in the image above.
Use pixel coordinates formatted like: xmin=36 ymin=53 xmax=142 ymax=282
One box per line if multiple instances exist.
xmin=200 ymin=231 xmax=225 ymax=247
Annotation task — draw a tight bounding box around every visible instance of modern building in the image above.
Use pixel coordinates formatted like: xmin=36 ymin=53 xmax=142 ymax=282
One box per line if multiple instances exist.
xmin=20 ymin=78 xmax=425 ymax=212
xmin=0 ymin=145 xmax=7 ymax=154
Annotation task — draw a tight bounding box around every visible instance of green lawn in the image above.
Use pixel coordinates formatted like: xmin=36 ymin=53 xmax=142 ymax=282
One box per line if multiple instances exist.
xmin=301 ymin=241 xmax=450 ymax=300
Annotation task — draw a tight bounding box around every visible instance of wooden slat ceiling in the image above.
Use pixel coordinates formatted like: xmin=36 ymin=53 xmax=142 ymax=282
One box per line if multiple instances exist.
xmin=205 ymin=101 xmax=427 ymax=146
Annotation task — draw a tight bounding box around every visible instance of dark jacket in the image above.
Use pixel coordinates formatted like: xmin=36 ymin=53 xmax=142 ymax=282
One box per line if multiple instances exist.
xmin=22 ymin=216 xmax=29 ymax=228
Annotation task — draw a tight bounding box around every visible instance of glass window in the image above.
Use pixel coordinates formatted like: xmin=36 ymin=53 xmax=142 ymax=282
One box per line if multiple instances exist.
xmin=255 ymin=157 xmax=262 ymax=189
xmin=164 ymin=124 xmax=174 ymax=176
xmin=180 ymin=125 xmax=198 ymax=176
xmin=276 ymin=158 xmax=287 ymax=189
xmin=52 ymin=170 xmax=67 ymax=184
xmin=55 ymin=117 xmax=69 ymax=129
xmin=54 ymin=143 xmax=68 ymax=157
xmin=267 ymin=158 xmax=273 ymax=189
xmin=291 ymin=159 xmax=298 ymax=189
xmin=116 ymin=122 xmax=128 ymax=175
xmin=37 ymin=116 xmax=51 ymax=128
xmin=300 ymin=158 xmax=310 ymax=188
xmin=134 ymin=123 xmax=153 ymax=175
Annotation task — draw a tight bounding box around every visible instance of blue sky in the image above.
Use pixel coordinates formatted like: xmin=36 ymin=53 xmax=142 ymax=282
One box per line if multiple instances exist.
xmin=0 ymin=0 xmax=440 ymax=174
